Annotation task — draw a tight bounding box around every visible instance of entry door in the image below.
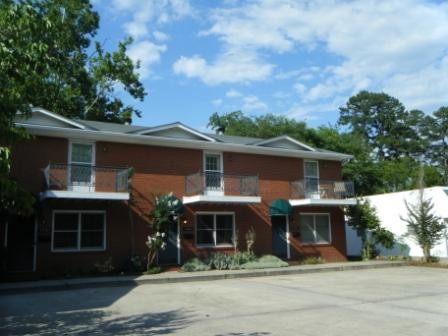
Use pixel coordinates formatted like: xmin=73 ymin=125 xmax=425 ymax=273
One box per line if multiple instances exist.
xmin=272 ymin=216 xmax=288 ymax=259
xmin=69 ymin=142 xmax=94 ymax=192
xmin=158 ymin=219 xmax=179 ymax=265
xmin=204 ymin=153 xmax=223 ymax=194
xmin=6 ymin=216 xmax=35 ymax=272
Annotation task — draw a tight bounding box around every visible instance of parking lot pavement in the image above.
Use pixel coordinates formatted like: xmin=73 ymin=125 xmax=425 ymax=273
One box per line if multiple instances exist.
xmin=1 ymin=266 xmax=448 ymax=335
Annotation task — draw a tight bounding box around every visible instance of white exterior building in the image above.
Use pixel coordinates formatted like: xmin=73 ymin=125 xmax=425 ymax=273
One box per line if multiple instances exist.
xmin=346 ymin=187 xmax=448 ymax=258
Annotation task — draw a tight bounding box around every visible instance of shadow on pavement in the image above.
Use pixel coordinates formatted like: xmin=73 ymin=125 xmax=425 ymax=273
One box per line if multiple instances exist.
xmin=0 ymin=308 xmax=193 ymax=335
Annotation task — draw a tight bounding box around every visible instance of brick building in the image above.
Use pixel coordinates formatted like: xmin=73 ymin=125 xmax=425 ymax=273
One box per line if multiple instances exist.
xmin=1 ymin=108 xmax=355 ymax=276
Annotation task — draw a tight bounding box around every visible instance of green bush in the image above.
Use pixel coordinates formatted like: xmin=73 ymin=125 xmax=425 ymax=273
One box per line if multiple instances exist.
xmin=181 ymin=258 xmax=211 ymax=272
xmin=301 ymin=256 xmax=325 ymax=265
xmin=232 ymin=251 xmax=257 ymax=265
xmin=94 ymin=257 xmax=115 ymax=274
xmin=241 ymin=255 xmax=288 ymax=269
xmin=207 ymin=252 xmax=233 ymax=270
xmin=144 ymin=266 xmax=162 ymax=275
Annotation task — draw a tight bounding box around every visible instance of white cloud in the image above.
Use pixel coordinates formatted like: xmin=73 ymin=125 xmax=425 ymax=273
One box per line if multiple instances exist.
xmin=225 ymin=89 xmax=242 ymax=98
xmin=242 ymin=95 xmax=268 ymax=112
xmin=173 ymin=49 xmax=273 ymax=85
xmin=127 ymin=41 xmax=167 ymax=79
xmin=212 ymin=99 xmax=223 ymax=107
xmin=153 ymin=31 xmax=169 ymax=42
xmin=188 ymin=0 xmax=448 ymax=111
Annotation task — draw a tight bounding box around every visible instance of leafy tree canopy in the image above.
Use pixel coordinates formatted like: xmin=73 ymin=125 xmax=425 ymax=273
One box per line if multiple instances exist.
xmin=0 ymin=0 xmax=146 ymax=217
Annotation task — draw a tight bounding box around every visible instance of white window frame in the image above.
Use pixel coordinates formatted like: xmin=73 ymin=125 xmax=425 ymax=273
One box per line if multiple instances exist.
xmin=304 ymin=160 xmax=320 ymax=198
xmin=203 ymin=152 xmax=224 ymax=195
xmin=195 ymin=212 xmax=235 ymax=248
xmin=51 ymin=210 xmax=106 ymax=252
xmin=68 ymin=140 xmax=96 ymax=192
xmin=299 ymin=213 xmax=331 ymax=245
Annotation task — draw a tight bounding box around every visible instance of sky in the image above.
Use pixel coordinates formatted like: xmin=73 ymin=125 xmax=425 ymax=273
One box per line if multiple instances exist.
xmin=93 ymin=0 xmax=448 ymax=131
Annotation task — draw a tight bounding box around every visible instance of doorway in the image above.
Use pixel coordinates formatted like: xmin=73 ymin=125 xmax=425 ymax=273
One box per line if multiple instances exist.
xmin=5 ymin=216 xmax=36 ymax=272
xmin=158 ymin=219 xmax=180 ymax=265
xmin=271 ymin=215 xmax=289 ymax=259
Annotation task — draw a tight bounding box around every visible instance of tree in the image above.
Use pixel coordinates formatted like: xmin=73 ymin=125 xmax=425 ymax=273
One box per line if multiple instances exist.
xmin=146 ymin=194 xmax=179 ymax=271
xmin=346 ymin=199 xmax=395 ymax=260
xmin=208 ymin=111 xmax=319 ymax=145
xmin=426 ymin=107 xmax=448 ymax=184
xmin=339 ymin=91 xmax=422 ymax=160
xmin=402 ymin=185 xmax=446 ymax=262
xmin=0 ymin=0 xmax=146 ymax=217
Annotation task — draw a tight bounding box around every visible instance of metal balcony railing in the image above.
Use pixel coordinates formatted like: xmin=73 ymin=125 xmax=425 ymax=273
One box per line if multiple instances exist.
xmin=185 ymin=172 xmax=259 ymax=197
xmin=43 ymin=163 xmax=131 ymax=193
xmin=290 ymin=179 xmax=355 ymax=199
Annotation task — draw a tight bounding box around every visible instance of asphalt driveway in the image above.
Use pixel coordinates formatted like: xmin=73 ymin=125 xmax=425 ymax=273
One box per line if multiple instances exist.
xmin=1 ymin=266 xmax=448 ymax=335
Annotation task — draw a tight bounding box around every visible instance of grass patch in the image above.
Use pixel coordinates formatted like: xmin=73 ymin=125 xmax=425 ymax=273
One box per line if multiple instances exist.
xmin=240 ymin=255 xmax=288 ymax=270
xmin=300 ymin=256 xmax=325 ymax=265
xmin=181 ymin=258 xmax=211 ymax=272
xmin=144 ymin=266 xmax=162 ymax=275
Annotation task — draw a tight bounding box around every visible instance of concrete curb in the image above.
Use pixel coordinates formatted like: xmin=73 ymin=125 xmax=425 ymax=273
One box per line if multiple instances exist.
xmin=0 ymin=261 xmax=408 ymax=295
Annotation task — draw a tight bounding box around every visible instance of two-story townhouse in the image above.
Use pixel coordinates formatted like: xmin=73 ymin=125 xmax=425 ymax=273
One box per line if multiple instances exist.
xmin=1 ymin=108 xmax=355 ymax=276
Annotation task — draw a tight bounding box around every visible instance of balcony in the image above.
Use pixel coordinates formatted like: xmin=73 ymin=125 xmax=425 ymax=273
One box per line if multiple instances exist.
xmin=40 ymin=163 xmax=131 ymax=200
xmin=289 ymin=179 xmax=356 ymax=206
xmin=183 ymin=172 xmax=261 ymax=204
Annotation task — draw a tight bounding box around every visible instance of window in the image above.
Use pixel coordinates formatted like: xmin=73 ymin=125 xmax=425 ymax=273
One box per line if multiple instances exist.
xmin=299 ymin=213 xmax=330 ymax=244
xmin=196 ymin=213 xmax=234 ymax=247
xmin=304 ymin=160 xmax=319 ymax=197
xmin=52 ymin=211 xmax=105 ymax=251
xmin=204 ymin=153 xmax=222 ymax=190
xmin=69 ymin=142 xmax=94 ymax=188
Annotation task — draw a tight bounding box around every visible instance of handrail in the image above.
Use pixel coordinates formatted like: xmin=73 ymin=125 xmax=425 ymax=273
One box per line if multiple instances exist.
xmin=290 ymin=179 xmax=355 ymax=199
xmin=43 ymin=163 xmax=131 ymax=193
xmin=185 ymin=172 xmax=259 ymax=196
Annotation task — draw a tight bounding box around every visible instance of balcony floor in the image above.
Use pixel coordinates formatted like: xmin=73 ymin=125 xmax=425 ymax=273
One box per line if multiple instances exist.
xmin=183 ymin=194 xmax=261 ymax=205
xmin=40 ymin=190 xmax=130 ymax=201
xmin=289 ymin=198 xmax=356 ymax=207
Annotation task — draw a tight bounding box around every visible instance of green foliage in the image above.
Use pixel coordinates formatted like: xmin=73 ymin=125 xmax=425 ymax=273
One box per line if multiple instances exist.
xmin=146 ymin=193 xmax=180 ymax=269
xmin=207 ymin=252 xmax=234 ymax=270
xmin=301 ymin=256 xmax=325 ymax=265
xmin=346 ymin=199 xmax=395 ymax=259
xmin=144 ymin=266 xmax=162 ymax=275
xmin=402 ymin=189 xmax=447 ymax=262
xmin=181 ymin=258 xmax=211 ymax=272
xmin=240 ymin=255 xmax=288 ymax=269
xmin=93 ymin=257 xmax=115 ymax=274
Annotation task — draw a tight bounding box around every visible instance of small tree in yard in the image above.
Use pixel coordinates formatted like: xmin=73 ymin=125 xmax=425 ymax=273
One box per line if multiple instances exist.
xmin=146 ymin=193 xmax=179 ymax=272
xmin=402 ymin=189 xmax=446 ymax=262
xmin=346 ymin=199 xmax=395 ymax=260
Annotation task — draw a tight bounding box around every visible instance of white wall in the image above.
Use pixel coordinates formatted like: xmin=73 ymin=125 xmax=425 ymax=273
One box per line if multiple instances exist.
xmin=346 ymin=187 xmax=448 ymax=257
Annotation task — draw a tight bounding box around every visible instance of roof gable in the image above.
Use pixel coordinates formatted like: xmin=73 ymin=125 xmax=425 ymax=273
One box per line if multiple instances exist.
xmin=136 ymin=123 xmax=215 ymax=142
xmin=253 ymin=136 xmax=315 ymax=151
xmin=15 ymin=108 xmax=86 ymax=130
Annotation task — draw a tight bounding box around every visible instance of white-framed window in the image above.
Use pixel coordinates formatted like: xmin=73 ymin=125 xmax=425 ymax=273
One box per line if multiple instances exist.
xmin=299 ymin=213 xmax=331 ymax=244
xmin=204 ymin=152 xmax=223 ymax=191
xmin=304 ymin=160 xmax=319 ymax=197
xmin=52 ymin=211 xmax=106 ymax=252
xmin=196 ymin=212 xmax=234 ymax=247
xmin=68 ymin=141 xmax=95 ymax=190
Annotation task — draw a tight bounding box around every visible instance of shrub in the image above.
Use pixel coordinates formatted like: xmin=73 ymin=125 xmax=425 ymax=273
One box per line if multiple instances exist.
xmin=144 ymin=266 xmax=162 ymax=275
xmin=208 ymin=252 xmax=233 ymax=270
xmin=301 ymin=256 xmax=325 ymax=265
xmin=94 ymin=257 xmax=115 ymax=274
xmin=241 ymin=255 xmax=288 ymax=269
xmin=128 ymin=255 xmax=146 ymax=273
xmin=181 ymin=258 xmax=211 ymax=272
xmin=232 ymin=251 xmax=257 ymax=265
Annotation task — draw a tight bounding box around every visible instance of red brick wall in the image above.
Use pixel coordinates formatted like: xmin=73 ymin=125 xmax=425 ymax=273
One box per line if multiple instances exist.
xmin=9 ymin=135 xmax=346 ymax=275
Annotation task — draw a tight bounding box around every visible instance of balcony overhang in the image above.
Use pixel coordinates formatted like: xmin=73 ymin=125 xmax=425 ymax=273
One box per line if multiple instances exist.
xmin=289 ymin=198 xmax=356 ymax=207
xmin=40 ymin=190 xmax=130 ymax=201
xmin=183 ymin=195 xmax=261 ymax=205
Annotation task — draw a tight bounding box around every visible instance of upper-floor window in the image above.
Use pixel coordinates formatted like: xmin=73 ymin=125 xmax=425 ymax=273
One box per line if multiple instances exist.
xmin=69 ymin=142 xmax=95 ymax=191
xmin=204 ymin=153 xmax=223 ymax=191
xmin=304 ymin=160 xmax=319 ymax=198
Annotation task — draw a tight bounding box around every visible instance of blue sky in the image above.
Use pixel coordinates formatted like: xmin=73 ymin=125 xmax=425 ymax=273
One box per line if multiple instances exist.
xmin=93 ymin=0 xmax=448 ymax=131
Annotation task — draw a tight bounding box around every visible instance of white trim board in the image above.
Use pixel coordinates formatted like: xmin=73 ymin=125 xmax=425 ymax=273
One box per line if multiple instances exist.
xmin=254 ymin=136 xmax=316 ymax=152
xmin=183 ymin=195 xmax=261 ymax=204
xmin=40 ymin=190 xmax=130 ymax=200
xmin=136 ymin=123 xmax=216 ymax=142
xmin=289 ymin=198 xmax=356 ymax=206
